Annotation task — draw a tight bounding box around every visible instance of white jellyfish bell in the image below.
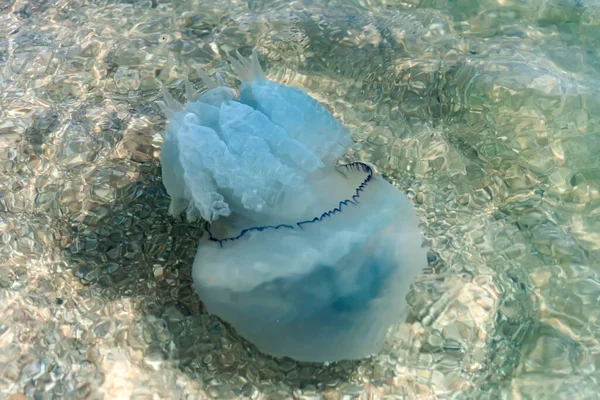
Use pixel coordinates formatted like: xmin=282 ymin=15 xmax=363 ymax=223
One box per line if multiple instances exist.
xmin=157 ymin=48 xmax=427 ymax=362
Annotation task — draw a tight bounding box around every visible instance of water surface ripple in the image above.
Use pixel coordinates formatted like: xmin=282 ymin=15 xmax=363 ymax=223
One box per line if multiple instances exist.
xmin=1 ymin=0 xmax=599 ymax=398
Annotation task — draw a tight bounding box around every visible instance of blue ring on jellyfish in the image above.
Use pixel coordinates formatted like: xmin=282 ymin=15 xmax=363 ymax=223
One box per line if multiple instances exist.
xmin=205 ymin=161 xmax=374 ymax=245
xmin=243 ymin=255 xmax=390 ymax=326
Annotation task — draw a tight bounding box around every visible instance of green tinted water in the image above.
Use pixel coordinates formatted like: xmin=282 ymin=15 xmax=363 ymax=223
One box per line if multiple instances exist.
xmin=1 ymin=0 xmax=599 ymax=398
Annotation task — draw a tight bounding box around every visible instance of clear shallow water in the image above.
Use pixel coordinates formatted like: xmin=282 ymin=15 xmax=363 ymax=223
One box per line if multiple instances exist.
xmin=0 ymin=0 xmax=599 ymax=398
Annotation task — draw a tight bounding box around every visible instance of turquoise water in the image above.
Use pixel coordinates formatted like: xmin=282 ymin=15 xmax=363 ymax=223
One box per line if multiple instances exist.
xmin=1 ymin=0 xmax=599 ymax=398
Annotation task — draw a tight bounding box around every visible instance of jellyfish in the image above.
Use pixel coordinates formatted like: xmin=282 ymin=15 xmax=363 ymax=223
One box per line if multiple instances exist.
xmin=157 ymin=49 xmax=427 ymax=362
